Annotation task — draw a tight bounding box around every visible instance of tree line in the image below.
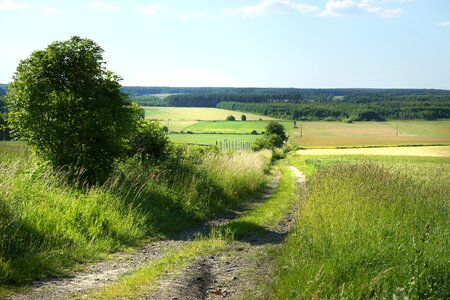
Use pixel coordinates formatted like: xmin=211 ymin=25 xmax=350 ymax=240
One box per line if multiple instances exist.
xmin=217 ymin=99 xmax=450 ymax=121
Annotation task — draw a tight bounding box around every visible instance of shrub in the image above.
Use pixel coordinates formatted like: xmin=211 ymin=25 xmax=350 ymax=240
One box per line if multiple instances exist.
xmin=250 ymin=130 xmax=258 ymax=135
xmin=129 ymin=120 xmax=169 ymax=160
xmin=266 ymin=121 xmax=287 ymax=142
xmin=251 ymin=134 xmax=283 ymax=151
xmin=241 ymin=114 xmax=247 ymax=121
xmin=226 ymin=115 xmax=236 ymax=121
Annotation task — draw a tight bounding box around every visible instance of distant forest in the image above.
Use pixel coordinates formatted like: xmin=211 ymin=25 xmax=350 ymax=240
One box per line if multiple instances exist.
xmin=123 ymin=86 xmax=450 ymax=121
xmin=1 ymin=85 xmax=450 ymax=122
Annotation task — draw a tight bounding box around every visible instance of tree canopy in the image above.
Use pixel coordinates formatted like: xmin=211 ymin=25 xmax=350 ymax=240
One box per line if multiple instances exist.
xmin=6 ymin=36 xmax=139 ymax=182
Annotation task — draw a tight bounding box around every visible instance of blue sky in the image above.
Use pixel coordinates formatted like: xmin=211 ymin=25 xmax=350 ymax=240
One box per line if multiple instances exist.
xmin=1 ymin=0 xmax=449 ymax=88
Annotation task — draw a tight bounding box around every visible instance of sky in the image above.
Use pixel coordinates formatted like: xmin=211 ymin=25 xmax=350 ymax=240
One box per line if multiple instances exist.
xmin=0 ymin=0 xmax=449 ymax=89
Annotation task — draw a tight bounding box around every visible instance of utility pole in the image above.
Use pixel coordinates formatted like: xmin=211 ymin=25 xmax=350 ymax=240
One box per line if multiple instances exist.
xmin=300 ymin=123 xmax=303 ymax=139
xmin=396 ymin=114 xmax=399 ymax=137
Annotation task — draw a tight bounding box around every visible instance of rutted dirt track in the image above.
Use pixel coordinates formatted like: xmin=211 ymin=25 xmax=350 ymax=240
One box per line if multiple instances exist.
xmin=6 ymin=166 xmax=305 ymax=300
xmin=143 ymin=166 xmax=306 ymax=300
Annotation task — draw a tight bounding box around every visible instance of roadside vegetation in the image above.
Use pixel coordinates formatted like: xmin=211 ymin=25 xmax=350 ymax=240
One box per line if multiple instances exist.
xmin=273 ymin=155 xmax=450 ymax=299
xmin=0 ymin=146 xmax=271 ymax=285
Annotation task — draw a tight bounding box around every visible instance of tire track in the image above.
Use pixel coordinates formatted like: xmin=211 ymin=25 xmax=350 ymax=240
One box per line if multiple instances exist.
xmin=5 ymin=171 xmax=281 ymax=300
xmin=145 ymin=166 xmax=306 ymax=300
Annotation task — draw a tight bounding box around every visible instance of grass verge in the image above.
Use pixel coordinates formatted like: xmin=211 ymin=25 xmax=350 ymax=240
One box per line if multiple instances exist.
xmin=0 ymin=148 xmax=271 ymax=288
xmin=274 ymin=157 xmax=450 ymax=299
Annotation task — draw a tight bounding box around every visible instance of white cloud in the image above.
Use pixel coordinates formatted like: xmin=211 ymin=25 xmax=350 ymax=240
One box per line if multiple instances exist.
xmin=137 ymin=4 xmax=173 ymax=16
xmin=88 ymin=1 xmax=117 ymax=12
xmin=39 ymin=5 xmax=60 ymax=14
xmin=320 ymin=0 xmax=402 ymax=18
xmin=0 ymin=0 xmax=30 ymax=10
xmin=437 ymin=21 xmax=450 ymax=28
xmin=224 ymin=0 xmax=320 ymax=16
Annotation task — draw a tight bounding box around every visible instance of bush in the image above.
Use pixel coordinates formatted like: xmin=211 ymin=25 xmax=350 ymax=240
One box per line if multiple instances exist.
xmin=251 ymin=134 xmax=283 ymax=151
xmin=251 ymin=121 xmax=287 ymax=150
xmin=226 ymin=115 xmax=236 ymax=121
xmin=266 ymin=121 xmax=287 ymax=142
xmin=241 ymin=114 xmax=247 ymax=121
xmin=129 ymin=120 xmax=169 ymax=160
xmin=250 ymin=130 xmax=258 ymax=135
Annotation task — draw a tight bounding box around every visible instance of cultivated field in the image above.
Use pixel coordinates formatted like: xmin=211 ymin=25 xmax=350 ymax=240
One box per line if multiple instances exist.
xmin=297 ymin=145 xmax=450 ymax=157
xmin=291 ymin=120 xmax=450 ymax=148
xmin=184 ymin=120 xmax=293 ymax=134
xmin=144 ymin=107 xmax=276 ymax=121
xmin=168 ymin=133 xmax=260 ymax=145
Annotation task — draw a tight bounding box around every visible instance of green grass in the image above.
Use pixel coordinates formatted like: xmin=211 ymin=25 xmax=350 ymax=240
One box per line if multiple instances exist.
xmin=0 ymin=148 xmax=271 ymax=287
xmin=184 ymin=120 xmax=294 ymax=134
xmin=0 ymin=141 xmax=29 ymax=164
xmin=168 ymin=133 xmax=260 ymax=145
xmin=274 ymin=156 xmax=450 ymax=299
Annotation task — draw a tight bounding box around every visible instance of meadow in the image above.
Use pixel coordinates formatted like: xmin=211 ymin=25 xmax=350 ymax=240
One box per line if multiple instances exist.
xmin=273 ymin=155 xmax=450 ymax=298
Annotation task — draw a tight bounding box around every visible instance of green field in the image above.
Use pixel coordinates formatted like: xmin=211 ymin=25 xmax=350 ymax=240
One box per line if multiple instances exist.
xmin=168 ymin=133 xmax=260 ymax=145
xmin=184 ymin=120 xmax=294 ymax=134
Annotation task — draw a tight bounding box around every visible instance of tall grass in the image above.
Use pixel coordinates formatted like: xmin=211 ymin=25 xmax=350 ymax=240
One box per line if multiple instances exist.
xmin=0 ymin=148 xmax=270 ymax=285
xmin=0 ymin=142 xmax=28 ymax=164
xmin=273 ymin=160 xmax=450 ymax=299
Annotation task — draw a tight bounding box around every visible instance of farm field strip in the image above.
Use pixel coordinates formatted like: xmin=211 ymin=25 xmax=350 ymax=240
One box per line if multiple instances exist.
xmin=291 ymin=120 xmax=450 ymax=148
xmin=143 ymin=107 xmax=277 ymax=121
xmin=183 ymin=120 xmax=294 ymax=134
xmin=168 ymin=133 xmax=260 ymax=145
xmin=296 ymin=145 xmax=450 ymax=157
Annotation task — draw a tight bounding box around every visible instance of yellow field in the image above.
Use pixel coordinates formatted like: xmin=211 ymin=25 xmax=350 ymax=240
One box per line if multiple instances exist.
xmin=144 ymin=107 xmax=276 ymax=121
xmin=291 ymin=120 xmax=450 ymax=148
xmin=296 ymin=146 xmax=450 ymax=157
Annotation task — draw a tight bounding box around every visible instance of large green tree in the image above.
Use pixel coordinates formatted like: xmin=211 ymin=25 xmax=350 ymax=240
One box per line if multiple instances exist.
xmin=6 ymin=36 xmax=139 ymax=182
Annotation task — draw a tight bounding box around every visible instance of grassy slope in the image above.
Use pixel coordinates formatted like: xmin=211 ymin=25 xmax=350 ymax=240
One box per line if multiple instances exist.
xmin=84 ymin=162 xmax=300 ymax=299
xmin=0 ymin=149 xmax=271 ymax=287
xmin=273 ymin=155 xmax=450 ymax=299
